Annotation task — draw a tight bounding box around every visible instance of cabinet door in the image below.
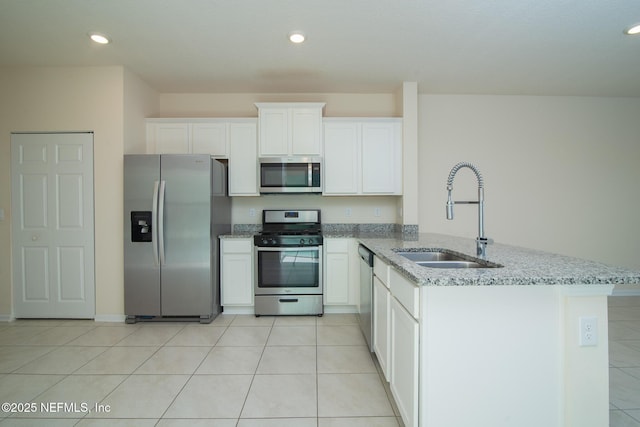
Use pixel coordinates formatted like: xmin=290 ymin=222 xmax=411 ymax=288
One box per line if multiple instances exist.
xmin=323 ymin=122 xmax=360 ymax=195
xmin=221 ymin=251 xmax=254 ymax=306
xmin=325 ymin=252 xmax=350 ymax=305
xmin=361 ymin=122 xmax=401 ymax=194
xmin=259 ymin=107 xmax=289 ymax=156
xmin=152 ymin=123 xmax=190 ymax=154
xmin=390 ymin=297 xmax=419 ymax=427
xmin=374 ymin=276 xmax=390 ymax=381
xmin=192 ymin=122 xmax=228 ymax=156
xmin=291 ymin=108 xmax=322 ymax=156
xmin=229 ymin=121 xmax=258 ymax=196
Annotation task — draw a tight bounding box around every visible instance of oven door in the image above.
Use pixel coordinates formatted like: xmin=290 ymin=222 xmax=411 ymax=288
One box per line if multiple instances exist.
xmin=255 ymin=246 xmax=323 ymax=295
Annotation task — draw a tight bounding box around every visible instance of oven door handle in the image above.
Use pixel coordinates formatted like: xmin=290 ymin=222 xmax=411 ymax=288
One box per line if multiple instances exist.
xmin=255 ymin=246 xmax=322 ymax=252
xmin=279 ymin=298 xmax=299 ymax=303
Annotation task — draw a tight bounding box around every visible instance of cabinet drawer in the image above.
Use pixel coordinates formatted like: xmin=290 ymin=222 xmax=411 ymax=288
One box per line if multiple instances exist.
xmin=326 ymin=239 xmax=349 ymax=253
xmin=390 ymin=268 xmax=419 ymax=319
xmin=222 ymin=239 xmax=252 ymax=253
xmin=373 ymin=255 xmax=390 ymax=288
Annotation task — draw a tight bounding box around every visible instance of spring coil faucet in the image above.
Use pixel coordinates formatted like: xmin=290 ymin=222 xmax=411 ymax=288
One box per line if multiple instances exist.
xmin=446 ymin=162 xmax=492 ymax=258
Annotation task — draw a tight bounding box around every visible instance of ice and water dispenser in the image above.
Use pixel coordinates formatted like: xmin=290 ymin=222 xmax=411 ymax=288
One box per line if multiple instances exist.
xmin=130 ymin=211 xmax=152 ymax=242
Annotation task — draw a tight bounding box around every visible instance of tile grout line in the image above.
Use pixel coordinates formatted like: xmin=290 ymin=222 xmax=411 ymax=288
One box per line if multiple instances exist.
xmin=235 ymin=315 xmax=275 ymax=425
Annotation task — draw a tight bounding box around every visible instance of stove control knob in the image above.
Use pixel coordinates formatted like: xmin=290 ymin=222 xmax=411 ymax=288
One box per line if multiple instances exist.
xmin=262 ymin=238 xmax=269 ymax=245
xmin=300 ymin=238 xmax=305 ymax=245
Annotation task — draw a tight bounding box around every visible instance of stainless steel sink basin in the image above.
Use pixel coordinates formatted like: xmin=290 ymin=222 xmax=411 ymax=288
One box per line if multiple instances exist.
xmin=416 ymin=260 xmax=491 ymax=269
xmin=395 ymin=251 xmax=466 ymax=262
xmin=394 ymin=250 xmax=503 ymax=269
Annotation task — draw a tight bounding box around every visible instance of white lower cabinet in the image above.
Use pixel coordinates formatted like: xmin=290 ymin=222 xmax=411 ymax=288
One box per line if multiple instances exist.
xmin=220 ymin=239 xmax=254 ymax=307
xmin=390 ymin=296 xmax=419 ymax=427
xmin=325 ymin=252 xmax=350 ymax=305
xmin=324 ymin=238 xmax=359 ymax=311
xmin=372 ymin=254 xmax=419 ymax=427
xmin=373 ymin=275 xmax=390 ymax=381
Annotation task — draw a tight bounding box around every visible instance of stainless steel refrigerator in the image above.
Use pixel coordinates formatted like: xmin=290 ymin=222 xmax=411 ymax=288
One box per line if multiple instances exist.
xmin=124 ymin=154 xmax=230 ymax=323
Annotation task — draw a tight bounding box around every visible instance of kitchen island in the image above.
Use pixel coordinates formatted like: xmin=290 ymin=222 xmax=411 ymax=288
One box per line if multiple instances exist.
xmin=355 ymin=233 xmax=640 ymax=427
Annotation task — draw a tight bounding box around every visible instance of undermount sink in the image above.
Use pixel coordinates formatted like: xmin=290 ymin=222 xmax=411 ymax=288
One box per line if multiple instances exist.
xmin=394 ymin=249 xmax=503 ymax=269
xmin=416 ymin=260 xmax=491 ymax=269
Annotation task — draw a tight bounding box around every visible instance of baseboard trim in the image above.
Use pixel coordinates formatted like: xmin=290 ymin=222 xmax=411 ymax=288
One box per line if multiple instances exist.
xmin=221 ymin=307 xmax=255 ymax=315
xmin=94 ymin=314 xmax=127 ymax=323
xmin=323 ymin=305 xmax=358 ymax=314
xmin=0 ymin=314 xmax=15 ymax=322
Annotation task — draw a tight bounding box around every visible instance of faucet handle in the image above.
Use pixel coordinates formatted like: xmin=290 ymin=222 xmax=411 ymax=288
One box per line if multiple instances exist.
xmin=477 ymin=237 xmax=494 ymax=245
xmin=476 ymin=237 xmax=493 ymax=258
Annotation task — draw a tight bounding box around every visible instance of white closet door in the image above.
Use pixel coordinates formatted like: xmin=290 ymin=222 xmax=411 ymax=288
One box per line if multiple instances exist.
xmin=11 ymin=132 xmax=95 ymax=318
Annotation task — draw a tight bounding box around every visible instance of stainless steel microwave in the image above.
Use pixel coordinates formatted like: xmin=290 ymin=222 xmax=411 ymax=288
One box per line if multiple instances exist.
xmin=259 ymin=157 xmax=322 ymax=194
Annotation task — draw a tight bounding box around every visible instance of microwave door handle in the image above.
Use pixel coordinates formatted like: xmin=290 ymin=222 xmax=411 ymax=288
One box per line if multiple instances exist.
xmin=308 ymin=163 xmax=312 ymax=187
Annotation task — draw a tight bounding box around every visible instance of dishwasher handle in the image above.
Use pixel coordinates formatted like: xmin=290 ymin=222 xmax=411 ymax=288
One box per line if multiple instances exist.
xmin=358 ymin=244 xmax=374 ymax=267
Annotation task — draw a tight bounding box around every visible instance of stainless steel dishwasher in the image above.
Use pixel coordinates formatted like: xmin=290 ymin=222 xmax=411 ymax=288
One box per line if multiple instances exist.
xmin=358 ymin=244 xmax=374 ymax=352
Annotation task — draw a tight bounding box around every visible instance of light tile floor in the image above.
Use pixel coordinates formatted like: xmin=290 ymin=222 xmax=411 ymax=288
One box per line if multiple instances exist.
xmin=0 ymin=313 xmax=402 ymax=426
xmin=610 ymin=296 xmax=640 ymax=426
xmin=4 ymin=296 xmax=639 ymax=426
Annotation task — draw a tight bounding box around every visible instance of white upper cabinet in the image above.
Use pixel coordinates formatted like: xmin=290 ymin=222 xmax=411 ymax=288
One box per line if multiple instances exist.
xmin=228 ymin=120 xmax=259 ymax=196
xmin=323 ymin=121 xmax=360 ymax=194
xmin=191 ymin=122 xmax=227 ymax=155
xmin=147 ymin=119 xmax=230 ymax=157
xmin=361 ymin=122 xmax=402 ymax=194
xmin=323 ymin=118 xmax=402 ymax=195
xmin=255 ymin=102 xmax=325 ymax=157
xmin=148 ymin=122 xmax=190 ymax=154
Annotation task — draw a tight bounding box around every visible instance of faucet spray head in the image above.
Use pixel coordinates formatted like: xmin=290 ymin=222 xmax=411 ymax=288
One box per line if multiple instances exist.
xmin=446 ymin=187 xmax=454 ymax=220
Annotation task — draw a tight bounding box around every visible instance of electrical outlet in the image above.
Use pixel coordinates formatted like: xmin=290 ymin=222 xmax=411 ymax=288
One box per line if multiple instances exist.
xmin=249 ymin=208 xmax=256 ymax=217
xmin=579 ymin=316 xmax=598 ymax=346
xmin=374 ymin=207 xmax=381 ymax=217
xmin=345 ymin=208 xmax=352 ymax=217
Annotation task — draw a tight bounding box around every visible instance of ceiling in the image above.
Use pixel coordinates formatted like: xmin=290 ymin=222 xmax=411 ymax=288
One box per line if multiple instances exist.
xmin=1 ymin=0 xmax=639 ymax=96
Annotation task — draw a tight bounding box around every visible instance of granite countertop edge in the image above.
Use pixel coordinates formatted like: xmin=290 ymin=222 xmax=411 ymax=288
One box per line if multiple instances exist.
xmin=353 ymin=232 xmax=640 ymax=287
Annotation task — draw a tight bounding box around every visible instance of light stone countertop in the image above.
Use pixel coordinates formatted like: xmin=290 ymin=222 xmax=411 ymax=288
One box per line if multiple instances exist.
xmin=354 ymin=232 xmax=640 ymax=287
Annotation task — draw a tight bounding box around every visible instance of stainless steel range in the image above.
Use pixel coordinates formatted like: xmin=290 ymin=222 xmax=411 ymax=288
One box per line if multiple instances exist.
xmin=254 ymin=209 xmax=323 ymax=316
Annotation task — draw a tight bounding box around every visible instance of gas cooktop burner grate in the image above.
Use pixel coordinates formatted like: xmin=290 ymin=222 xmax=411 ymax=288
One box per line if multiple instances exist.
xmin=255 ymin=209 xmax=323 ymax=247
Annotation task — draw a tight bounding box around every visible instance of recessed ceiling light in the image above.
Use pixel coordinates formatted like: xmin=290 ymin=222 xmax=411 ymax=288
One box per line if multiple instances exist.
xmin=89 ymin=33 xmax=110 ymax=44
xmin=625 ymin=23 xmax=640 ymax=35
xmin=288 ymin=32 xmax=305 ymax=44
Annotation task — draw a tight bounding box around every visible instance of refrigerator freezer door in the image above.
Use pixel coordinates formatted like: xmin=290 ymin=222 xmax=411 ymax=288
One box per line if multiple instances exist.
xmin=160 ymin=155 xmax=213 ymax=316
xmin=124 ymin=155 xmax=161 ymax=316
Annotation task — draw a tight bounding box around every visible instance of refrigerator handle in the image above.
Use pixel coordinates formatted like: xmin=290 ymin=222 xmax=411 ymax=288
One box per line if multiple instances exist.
xmin=151 ymin=181 xmax=160 ymax=265
xmin=158 ymin=180 xmax=166 ymax=266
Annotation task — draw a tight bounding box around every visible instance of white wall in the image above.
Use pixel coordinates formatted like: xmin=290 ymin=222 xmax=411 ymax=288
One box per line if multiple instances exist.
xmin=419 ymin=95 xmax=640 ymax=269
xmin=123 ymin=68 xmax=158 ymax=154
xmin=0 ymin=66 xmax=126 ymax=317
